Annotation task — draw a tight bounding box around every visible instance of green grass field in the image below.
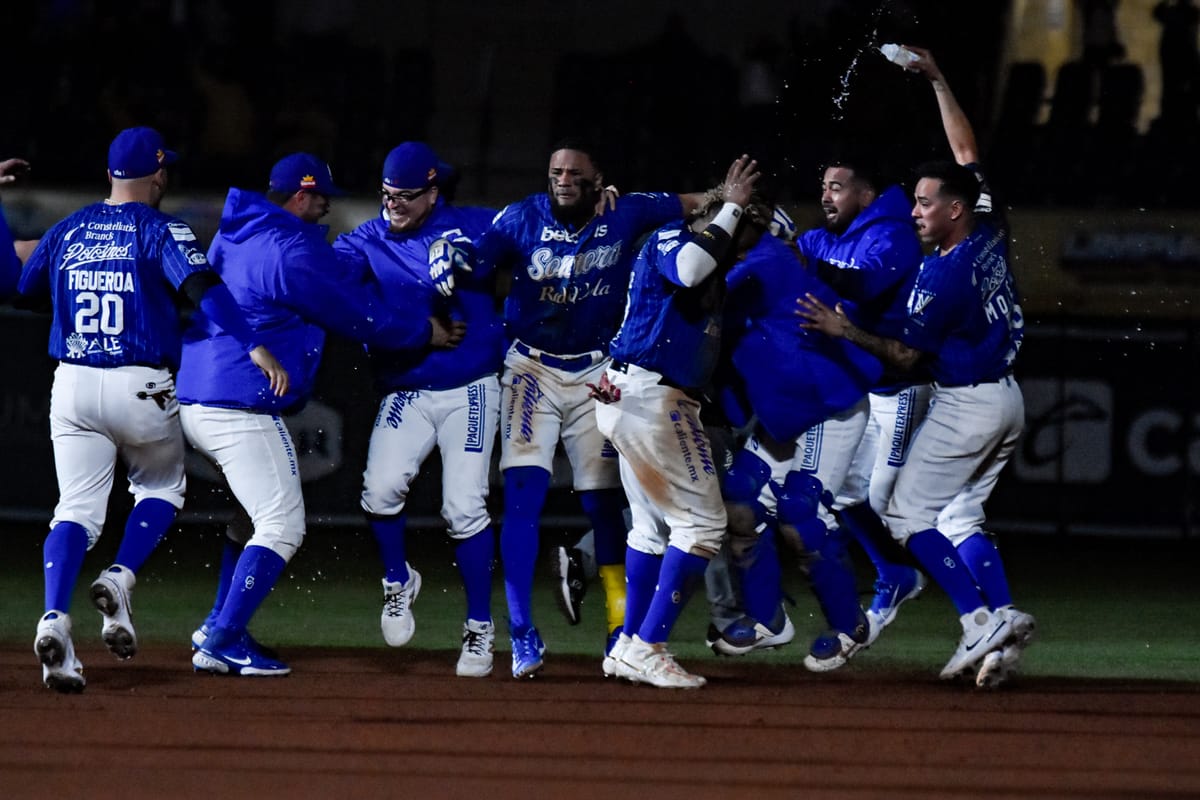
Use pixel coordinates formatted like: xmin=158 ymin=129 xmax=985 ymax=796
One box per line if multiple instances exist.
xmin=2 ymin=522 xmax=1197 ymax=682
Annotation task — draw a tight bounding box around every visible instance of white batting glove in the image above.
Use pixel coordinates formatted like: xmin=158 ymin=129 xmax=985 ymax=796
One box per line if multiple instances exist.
xmin=428 ymin=238 xmax=472 ymax=298
xmin=769 ymin=206 xmax=798 ymax=242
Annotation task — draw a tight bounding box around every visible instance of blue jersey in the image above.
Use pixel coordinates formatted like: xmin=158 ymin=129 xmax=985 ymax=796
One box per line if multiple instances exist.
xmin=334 ymin=201 xmax=506 ymax=392
xmin=797 ymin=185 xmax=923 ymax=340
xmin=797 ymin=185 xmax=925 ymax=392
xmin=474 ymin=191 xmax=682 ymax=354
xmin=899 ymin=217 xmax=1023 ymax=386
xmin=177 ymin=188 xmax=432 ymax=413
xmin=723 ymin=234 xmax=883 ymax=442
xmin=610 ymin=221 xmax=724 ymax=390
xmin=1 ymin=205 xmax=20 ymax=298
xmin=19 ymin=201 xmax=211 ymax=369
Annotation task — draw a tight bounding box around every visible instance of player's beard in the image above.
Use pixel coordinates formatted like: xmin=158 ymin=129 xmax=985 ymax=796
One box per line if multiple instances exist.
xmin=549 ymin=182 xmax=601 ymax=228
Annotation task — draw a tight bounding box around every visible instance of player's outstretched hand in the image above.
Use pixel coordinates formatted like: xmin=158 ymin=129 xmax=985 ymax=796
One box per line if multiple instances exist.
xmin=795 ymin=292 xmax=851 ymax=338
xmin=721 ymin=155 xmax=760 ymax=208
xmin=595 ymin=184 xmax=620 ymax=216
xmin=249 ymin=345 xmax=290 ymax=396
xmin=586 ymin=373 xmax=621 ymax=404
xmin=0 ymin=158 xmax=31 ymax=185
xmin=429 ymin=316 xmax=467 ymax=348
xmin=429 ymin=238 xmax=472 ymax=298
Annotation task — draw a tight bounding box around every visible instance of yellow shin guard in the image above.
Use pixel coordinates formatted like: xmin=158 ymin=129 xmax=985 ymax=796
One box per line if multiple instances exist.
xmin=598 ymin=564 xmax=627 ymax=634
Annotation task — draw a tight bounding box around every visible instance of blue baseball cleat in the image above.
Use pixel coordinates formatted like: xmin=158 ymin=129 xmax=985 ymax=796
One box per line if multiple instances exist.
xmin=192 ymin=629 xmax=290 ymax=677
xmin=865 ymin=566 xmax=927 ymax=646
xmin=706 ymin=604 xmax=795 ymax=656
xmin=803 ymin=608 xmax=870 ymax=673
xmin=509 ymin=625 xmax=545 ymax=679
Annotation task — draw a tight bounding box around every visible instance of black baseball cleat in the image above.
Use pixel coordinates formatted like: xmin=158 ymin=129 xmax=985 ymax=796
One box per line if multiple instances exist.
xmin=551 ymin=546 xmax=586 ymax=625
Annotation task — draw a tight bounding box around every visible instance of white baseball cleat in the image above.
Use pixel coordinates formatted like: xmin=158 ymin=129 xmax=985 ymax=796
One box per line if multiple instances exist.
xmin=602 ymin=632 xmax=631 ymax=678
xmin=977 ymin=606 xmax=1037 ymax=689
xmin=380 ymin=566 xmax=421 ymax=647
xmin=90 ymin=564 xmax=138 ymax=660
xmin=35 ymin=611 xmax=85 ymax=693
xmin=615 ymin=635 xmax=706 ymax=689
xmin=940 ymin=607 xmax=1012 ymax=680
xmin=456 ymin=619 xmax=495 ymax=678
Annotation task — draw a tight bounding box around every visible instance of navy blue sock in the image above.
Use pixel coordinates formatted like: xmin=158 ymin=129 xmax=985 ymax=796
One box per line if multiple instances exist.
xmin=369 ymin=513 xmax=410 ymax=584
xmin=213 ymin=545 xmax=286 ymax=638
xmin=114 ymin=498 xmax=177 ymax=573
xmin=956 ymin=532 xmax=1013 ymax=608
xmin=740 ymin=524 xmax=783 ymax=624
xmin=838 ymin=502 xmax=911 ymax=577
xmin=636 ymin=546 xmax=708 ymax=644
xmin=622 ymin=546 xmax=663 ymax=636
xmin=578 ymin=487 xmax=627 ymax=566
xmin=455 ymin=527 xmax=495 ymax=622
xmin=906 ymin=528 xmax=985 ymax=615
xmin=500 ymin=466 xmax=549 ymax=633
xmin=43 ymin=521 xmax=89 ymax=612
xmin=205 ymin=537 xmax=243 ymax=625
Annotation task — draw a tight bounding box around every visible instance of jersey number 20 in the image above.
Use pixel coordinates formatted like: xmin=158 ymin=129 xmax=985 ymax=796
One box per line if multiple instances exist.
xmin=75 ymin=292 xmax=125 ymax=335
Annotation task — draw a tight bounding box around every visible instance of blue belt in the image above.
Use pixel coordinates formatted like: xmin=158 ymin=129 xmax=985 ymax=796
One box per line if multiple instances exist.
xmin=513 ymin=341 xmax=602 ymax=373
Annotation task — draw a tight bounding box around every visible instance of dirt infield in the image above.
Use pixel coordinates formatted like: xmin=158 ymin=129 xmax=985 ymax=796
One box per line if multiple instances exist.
xmin=2 ymin=644 xmax=1198 ymax=799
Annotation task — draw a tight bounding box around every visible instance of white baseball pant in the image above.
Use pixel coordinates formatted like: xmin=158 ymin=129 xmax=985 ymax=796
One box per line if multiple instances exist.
xmin=180 ymin=404 xmax=306 ymax=561
xmin=834 ymin=384 xmax=934 ymax=515
xmin=499 ymin=343 xmax=619 ymax=489
xmin=360 ymin=376 xmax=500 ymax=537
xmin=885 ymin=377 xmax=1024 ymax=546
xmin=750 ymin=396 xmax=871 ymax=528
xmin=49 ymin=363 xmax=186 ymax=547
xmin=594 ymin=363 xmax=726 ymax=557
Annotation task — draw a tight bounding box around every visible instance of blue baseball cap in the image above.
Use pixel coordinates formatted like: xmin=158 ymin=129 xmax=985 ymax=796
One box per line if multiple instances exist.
xmin=268 ymin=153 xmax=345 ymax=196
xmin=382 ymin=142 xmax=440 ymax=189
xmin=108 ymin=127 xmax=177 ymax=179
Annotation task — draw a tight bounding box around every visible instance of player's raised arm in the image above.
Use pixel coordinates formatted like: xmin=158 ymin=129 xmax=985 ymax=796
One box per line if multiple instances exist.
xmin=901 ymin=47 xmax=978 ymax=167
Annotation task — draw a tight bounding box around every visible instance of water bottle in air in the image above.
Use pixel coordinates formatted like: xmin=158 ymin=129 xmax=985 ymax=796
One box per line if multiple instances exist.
xmin=879 ymin=43 xmax=919 ymax=68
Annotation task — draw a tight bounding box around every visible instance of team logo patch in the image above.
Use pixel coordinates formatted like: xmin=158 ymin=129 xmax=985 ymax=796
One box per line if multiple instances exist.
xmin=167 ymin=222 xmax=196 ymax=242
xmin=65 ymin=333 xmax=87 ymax=359
xmin=910 ymin=289 xmax=935 ymax=315
xmin=300 ymin=174 xmax=318 ymax=190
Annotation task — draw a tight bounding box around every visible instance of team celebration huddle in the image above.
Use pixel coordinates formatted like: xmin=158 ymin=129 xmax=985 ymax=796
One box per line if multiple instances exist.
xmin=0 ymin=48 xmax=1034 ymax=694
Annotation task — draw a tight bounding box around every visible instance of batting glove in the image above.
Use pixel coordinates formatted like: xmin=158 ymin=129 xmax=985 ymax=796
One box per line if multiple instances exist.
xmin=769 ymin=206 xmax=798 ymax=242
xmin=428 ymin=238 xmax=472 ymax=298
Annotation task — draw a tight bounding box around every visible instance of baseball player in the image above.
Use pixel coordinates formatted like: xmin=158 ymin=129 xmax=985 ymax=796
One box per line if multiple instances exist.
xmin=597 ymin=155 xmax=770 ymax=688
xmin=18 ymin=127 xmax=287 ymax=693
xmin=333 ymin=142 xmax=505 ymax=677
xmin=797 ymin=48 xmax=1036 ymax=688
xmin=183 ymin=152 xmax=462 ymax=677
xmin=796 ymin=155 xmax=931 ymax=648
xmin=711 ymin=214 xmax=884 ymax=672
xmin=456 ymin=138 xmax=711 ymax=678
